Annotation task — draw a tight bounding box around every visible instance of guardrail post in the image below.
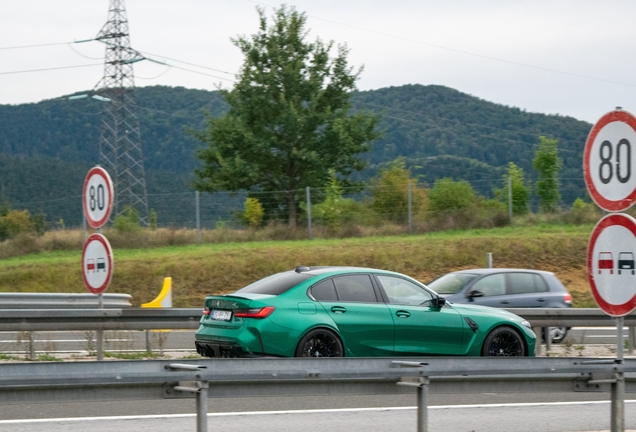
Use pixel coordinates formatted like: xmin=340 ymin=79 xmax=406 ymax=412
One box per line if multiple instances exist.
xmin=533 ymin=327 xmax=542 ymax=356
xmin=146 ymin=329 xmax=152 ymax=353
xmin=167 ymin=363 xmax=208 ymax=432
xmin=196 ymin=381 xmax=208 ymax=432
xmin=628 ymin=326 xmax=635 ymax=355
xmin=416 ymin=377 xmax=429 ymax=432
xmin=29 ymin=332 xmax=35 ymax=360
xmin=545 ymin=327 xmax=552 ymax=352
xmin=394 ymin=361 xmax=429 ymax=432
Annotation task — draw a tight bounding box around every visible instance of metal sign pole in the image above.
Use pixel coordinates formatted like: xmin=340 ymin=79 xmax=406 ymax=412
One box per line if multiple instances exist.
xmin=611 ymin=316 xmax=625 ymax=432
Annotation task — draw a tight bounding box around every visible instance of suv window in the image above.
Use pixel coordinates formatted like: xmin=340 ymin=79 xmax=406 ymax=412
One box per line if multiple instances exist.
xmin=236 ymin=271 xmax=313 ymax=295
xmin=472 ymin=274 xmax=506 ymax=297
xmin=508 ymin=273 xmax=548 ymax=294
xmin=310 ymin=279 xmax=338 ymax=301
xmin=333 ymin=275 xmax=378 ymax=303
xmin=377 ymin=275 xmax=434 ymax=306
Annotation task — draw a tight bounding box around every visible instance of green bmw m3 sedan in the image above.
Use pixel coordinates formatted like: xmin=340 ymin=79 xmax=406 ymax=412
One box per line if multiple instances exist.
xmin=195 ymin=266 xmax=536 ymax=358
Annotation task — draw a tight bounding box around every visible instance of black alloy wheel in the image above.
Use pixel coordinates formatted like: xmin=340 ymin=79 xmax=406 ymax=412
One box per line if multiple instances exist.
xmin=295 ymin=329 xmax=344 ymax=357
xmin=482 ymin=326 xmax=526 ymax=357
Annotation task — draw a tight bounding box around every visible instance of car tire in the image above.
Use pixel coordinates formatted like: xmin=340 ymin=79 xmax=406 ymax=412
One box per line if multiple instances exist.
xmin=481 ymin=326 xmax=526 ymax=357
xmin=542 ymin=326 xmax=569 ymax=344
xmin=295 ymin=328 xmax=344 ymax=358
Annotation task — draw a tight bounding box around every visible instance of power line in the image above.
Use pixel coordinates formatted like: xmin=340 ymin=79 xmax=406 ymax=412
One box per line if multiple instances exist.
xmin=138 ymin=50 xmax=235 ymax=76
xmin=243 ymin=0 xmax=636 ymax=89
xmin=0 ymin=63 xmax=102 ymax=76
xmin=0 ymin=41 xmax=75 ymax=50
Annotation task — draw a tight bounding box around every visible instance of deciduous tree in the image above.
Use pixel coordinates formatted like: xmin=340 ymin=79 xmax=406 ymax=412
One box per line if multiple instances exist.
xmin=193 ymin=6 xmax=380 ymax=228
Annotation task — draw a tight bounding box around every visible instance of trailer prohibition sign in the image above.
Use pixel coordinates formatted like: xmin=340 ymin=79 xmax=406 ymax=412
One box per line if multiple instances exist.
xmin=82 ymin=233 xmax=114 ymax=295
xmin=587 ymin=213 xmax=636 ymax=316
xmin=583 ymin=109 xmax=636 ymax=212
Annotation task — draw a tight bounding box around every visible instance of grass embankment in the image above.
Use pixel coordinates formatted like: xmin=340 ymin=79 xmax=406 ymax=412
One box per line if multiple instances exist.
xmin=0 ymin=224 xmax=595 ymax=308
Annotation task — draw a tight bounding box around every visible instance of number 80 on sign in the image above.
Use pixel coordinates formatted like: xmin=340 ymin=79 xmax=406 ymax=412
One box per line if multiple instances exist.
xmin=82 ymin=167 xmax=114 ymax=228
xmin=584 ymin=110 xmax=636 ymax=212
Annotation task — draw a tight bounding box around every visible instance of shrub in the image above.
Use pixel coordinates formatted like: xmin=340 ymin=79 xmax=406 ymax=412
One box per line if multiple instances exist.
xmin=370 ymin=159 xmax=427 ymax=223
xmin=241 ymin=197 xmax=265 ymax=228
xmin=113 ymin=206 xmax=141 ymax=233
xmin=0 ymin=209 xmax=36 ymax=241
xmin=428 ymin=178 xmax=476 ymax=213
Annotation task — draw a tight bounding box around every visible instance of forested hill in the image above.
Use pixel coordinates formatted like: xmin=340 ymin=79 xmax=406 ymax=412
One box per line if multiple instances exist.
xmin=0 ymin=84 xmax=591 ymax=226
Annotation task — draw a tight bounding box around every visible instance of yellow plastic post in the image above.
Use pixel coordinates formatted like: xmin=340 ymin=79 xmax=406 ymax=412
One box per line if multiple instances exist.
xmin=142 ymin=277 xmax=172 ymax=308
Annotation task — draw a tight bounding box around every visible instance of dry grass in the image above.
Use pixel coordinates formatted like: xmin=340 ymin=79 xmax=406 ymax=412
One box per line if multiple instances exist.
xmin=0 ymin=224 xmax=595 ymax=308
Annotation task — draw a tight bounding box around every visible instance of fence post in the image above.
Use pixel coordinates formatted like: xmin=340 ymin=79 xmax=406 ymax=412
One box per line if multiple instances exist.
xmin=306 ymin=186 xmax=312 ymax=240
xmin=195 ymin=191 xmax=201 ymax=245
xmin=487 ymin=253 xmax=493 ymax=268
xmin=408 ymin=182 xmax=412 ymax=234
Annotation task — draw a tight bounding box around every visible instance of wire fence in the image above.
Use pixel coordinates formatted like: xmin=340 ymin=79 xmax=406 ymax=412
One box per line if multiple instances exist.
xmin=8 ymin=177 xmax=592 ymax=233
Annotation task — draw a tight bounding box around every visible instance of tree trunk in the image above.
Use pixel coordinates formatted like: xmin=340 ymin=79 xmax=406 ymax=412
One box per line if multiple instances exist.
xmin=287 ymin=193 xmax=297 ymax=230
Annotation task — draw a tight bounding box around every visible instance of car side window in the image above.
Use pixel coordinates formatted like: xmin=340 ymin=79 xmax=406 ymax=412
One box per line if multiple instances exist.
xmin=310 ymin=279 xmax=338 ymax=301
xmin=508 ymin=273 xmax=548 ymax=294
xmin=333 ymin=275 xmax=378 ymax=303
xmin=377 ymin=275 xmax=434 ymax=306
xmin=471 ymin=274 xmax=506 ymax=297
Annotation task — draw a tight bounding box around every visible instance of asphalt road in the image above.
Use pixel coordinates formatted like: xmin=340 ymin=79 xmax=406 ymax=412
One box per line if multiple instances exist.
xmin=1 ymin=397 xmax=635 ymax=431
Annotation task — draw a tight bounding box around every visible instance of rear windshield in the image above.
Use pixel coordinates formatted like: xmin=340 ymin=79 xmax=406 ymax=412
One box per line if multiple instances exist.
xmin=235 ymin=271 xmax=313 ymax=295
xmin=427 ymin=273 xmax=478 ymax=294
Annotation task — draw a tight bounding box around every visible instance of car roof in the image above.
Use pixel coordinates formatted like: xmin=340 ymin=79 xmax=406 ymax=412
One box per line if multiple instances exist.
xmin=449 ymin=268 xmax=555 ymax=276
xmin=292 ymin=266 xmax=391 ymax=276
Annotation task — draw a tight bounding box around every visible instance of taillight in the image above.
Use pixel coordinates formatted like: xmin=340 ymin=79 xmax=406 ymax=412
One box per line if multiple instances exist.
xmin=564 ymin=294 xmax=572 ymax=305
xmin=202 ymin=307 xmax=210 ymax=315
xmin=234 ymin=306 xmax=276 ymax=319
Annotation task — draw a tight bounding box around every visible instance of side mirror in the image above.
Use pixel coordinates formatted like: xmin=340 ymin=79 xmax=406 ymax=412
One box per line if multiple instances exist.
xmin=467 ymin=290 xmax=484 ymax=299
xmin=433 ymin=296 xmax=446 ymax=307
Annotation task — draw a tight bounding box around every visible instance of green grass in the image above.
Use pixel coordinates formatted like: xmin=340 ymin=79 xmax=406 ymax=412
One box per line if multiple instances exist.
xmin=104 ymin=351 xmax=162 ymax=360
xmin=0 ymin=224 xmax=595 ymax=308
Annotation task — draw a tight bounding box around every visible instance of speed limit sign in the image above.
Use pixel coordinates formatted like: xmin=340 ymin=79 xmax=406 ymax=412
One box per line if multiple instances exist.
xmin=82 ymin=166 xmax=114 ymax=228
xmin=583 ymin=109 xmax=636 ymax=212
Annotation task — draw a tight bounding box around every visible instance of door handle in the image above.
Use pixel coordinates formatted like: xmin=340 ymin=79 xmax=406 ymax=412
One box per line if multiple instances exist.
xmin=537 ymin=298 xmax=547 ymax=302
xmin=396 ymin=310 xmax=411 ymax=318
xmin=500 ymin=300 xmax=510 ymax=305
xmin=330 ymin=306 xmax=347 ymax=314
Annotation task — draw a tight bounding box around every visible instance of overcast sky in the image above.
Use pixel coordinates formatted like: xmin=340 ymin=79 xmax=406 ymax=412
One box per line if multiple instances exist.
xmin=2 ymin=0 xmax=636 ymax=123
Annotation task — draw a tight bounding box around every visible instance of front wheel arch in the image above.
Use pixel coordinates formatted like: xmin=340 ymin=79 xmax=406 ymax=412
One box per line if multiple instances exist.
xmin=481 ymin=325 xmax=527 ymax=357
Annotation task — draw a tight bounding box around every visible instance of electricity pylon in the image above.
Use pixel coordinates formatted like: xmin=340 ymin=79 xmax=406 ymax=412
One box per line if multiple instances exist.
xmin=94 ymin=0 xmax=149 ymax=225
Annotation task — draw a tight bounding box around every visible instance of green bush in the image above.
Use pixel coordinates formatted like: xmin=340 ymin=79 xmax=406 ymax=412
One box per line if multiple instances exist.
xmin=241 ymin=197 xmax=265 ymax=228
xmin=113 ymin=206 xmax=141 ymax=233
xmin=0 ymin=209 xmax=36 ymax=241
xmin=428 ymin=178 xmax=476 ymax=213
xmin=370 ymin=159 xmax=427 ymax=223
xmin=309 ymin=176 xmax=373 ymax=230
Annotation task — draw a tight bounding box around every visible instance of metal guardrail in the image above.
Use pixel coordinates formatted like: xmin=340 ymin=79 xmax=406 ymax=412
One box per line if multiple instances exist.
xmin=0 ymin=307 xmax=200 ymax=331
xmin=0 ymin=357 xmax=635 ymax=432
xmin=0 ymin=307 xmax=635 ymax=357
xmin=0 ymin=293 xmax=132 ymax=309
xmin=0 ymin=307 xmax=634 ymax=330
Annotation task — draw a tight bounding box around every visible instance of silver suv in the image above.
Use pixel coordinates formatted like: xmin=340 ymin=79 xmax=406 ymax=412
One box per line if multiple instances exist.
xmin=427 ymin=268 xmax=572 ymax=343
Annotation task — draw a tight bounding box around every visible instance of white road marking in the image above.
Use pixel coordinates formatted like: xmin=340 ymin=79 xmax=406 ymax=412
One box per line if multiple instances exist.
xmin=1 ymin=400 xmax=635 ymax=424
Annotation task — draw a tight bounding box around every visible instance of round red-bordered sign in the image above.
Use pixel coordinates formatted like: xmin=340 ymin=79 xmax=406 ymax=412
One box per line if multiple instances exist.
xmin=587 ymin=213 xmax=636 ymax=317
xmin=583 ymin=110 xmax=636 ymax=212
xmin=82 ymin=167 xmax=114 ymax=228
xmin=81 ymin=233 xmax=114 ymax=295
